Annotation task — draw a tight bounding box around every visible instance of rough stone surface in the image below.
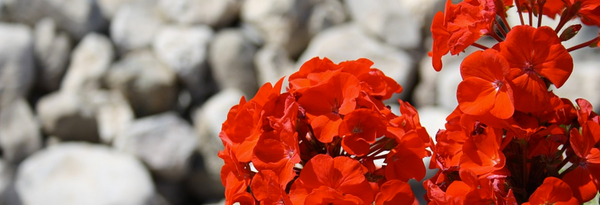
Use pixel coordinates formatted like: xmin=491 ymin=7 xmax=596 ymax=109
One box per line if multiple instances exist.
xmin=209 ymin=29 xmax=258 ymax=97
xmin=114 ymin=112 xmax=198 ymax=181
xmin=60 ymin=33 xmax=114 ymax=93
xmin=241 ymin=0 xmax=313 ymax=57
xmin=158 ymin=0 xmax=242 ymax=27
xmin=36 ymin=91 xmax=100 ymax=143
xmin=15 ymin=143 xmax=155 ymax=205
xmin=33 ymin=18 xmax=72 ymax=92
xmin=152 ymin=25 xmax=214 ymax=103
xmin=110 ymin=0 xmax=166 ymax=53
xmin=298 ymin=23 xmax=415 ymax=100
xmin=0 ymin=23 xmax=35 ymax=100
xmin=105 ymin=50 xmax=178 ymax=117
xmin=0 ymin=97 xmax=41 ymax=163
xmin=0 ymin=0 xmax=107 ymax=39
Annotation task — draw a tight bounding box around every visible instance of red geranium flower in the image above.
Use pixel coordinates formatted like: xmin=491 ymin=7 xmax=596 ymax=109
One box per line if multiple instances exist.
xmin=522 ymin=177 xmax=579 ymax=205
xmin=290 ymin=154 xmax=375 ymax=204
xmin=457 ymin=49 xmax=514 ymax=119
xmin=496 ymin=25 xmax=573 ymax=113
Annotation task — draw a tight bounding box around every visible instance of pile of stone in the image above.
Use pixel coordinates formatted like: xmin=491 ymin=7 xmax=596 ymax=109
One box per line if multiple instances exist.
xmin=1 ymin=0 xmax=599 ymax=204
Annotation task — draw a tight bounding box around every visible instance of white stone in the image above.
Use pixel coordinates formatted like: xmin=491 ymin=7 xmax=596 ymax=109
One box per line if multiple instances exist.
xmin=111 ymin=0 xmax=166 ymax=53
xmin=435 ymin=59 xmax=461 ymax=111
xmin=553 ymin=59 xmax=600 ymax=111
xmin=114 ymin=112 xmax=198 ymax=181
xmin=308 ymin=0 xmax=347 ymax=35
xmin=15 ymin=143 xmax=155 ymax=205
xmin=241 ymin=0 xmax=313 ymax=57
xmin=152 ymin=25 xmax=214 ymax=102
xmin=34 ymin=18 xmax=72 ymax=91
xmin=192 ymin=88 xmax=244 ymax=188
xmin=0 ymin=23 xmax=35 ymax=100
xmin=0 ymin=0 xmax=107 ymax=39
xmin=0 ymin=97 xmax=41 ymax=163
xmin=97 ymin=0 xmax=138 ymax=20
xmin=254 ymin=44 xmax=294 ymax=85
xmin=158 ymin=0 xmax=241 ymax=27
xmin=416 ymin=106 xmax=452 ymax=142
xmin=209 ymin=29 xmax=258 ymax=97
xmin=297 ymin=23 xmax=415 ymax=100
xmin=36 ymin=91 xmax=100 ymax=142
xmin=105 ymin=50 xmax=178 ymax=117
xmin=96 ymin=91 xmax=134 ymax=144
xmin=344 ymin=0 xmax=436 ymax=49
xmin=60 ymin=33 xmax=114 ymax=93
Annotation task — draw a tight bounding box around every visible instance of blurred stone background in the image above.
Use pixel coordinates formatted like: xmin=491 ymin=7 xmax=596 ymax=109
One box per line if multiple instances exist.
xmin=0 ymin=0 xmax=598 ymax=204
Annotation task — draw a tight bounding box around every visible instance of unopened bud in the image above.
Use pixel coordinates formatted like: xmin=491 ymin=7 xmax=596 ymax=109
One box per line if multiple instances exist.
xmin=559 ymin=24 xmax=581 ymax=41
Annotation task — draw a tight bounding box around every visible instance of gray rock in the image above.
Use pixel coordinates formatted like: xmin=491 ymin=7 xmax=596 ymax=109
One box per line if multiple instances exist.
xmin=0 ymin=97 xmax=41 ymax=163
xmin=15 ymin=143 xmax=155 ymax=205
xmin=297 ymin=23 xmax=415 ymax=100
xmin=111 ymin=0 xmax=166 ymax=53
xmin=33 ymin=18 xmax=72 ymax=92
xmin=241 ymin=0 xmax=313 ymax=57
xmin=254 ymin=44 xmax=294 ymax=85
xmin=60 ymin=33 xmax=114 ymax=93
xmin=0 ymin=0 xmax=107 ymax=39
xmin=344 ymin=0 xmax=437 ymax=49
xmin=36 ymin=91 xmax=100 ymax=142
xmin=105 ymin=50 xmax=178 ymax=117
xmin=0 ymin=158 xmax=11 ymax=197
xmin=158 ymin=0 xmax=242 ymax=27
xmin=0 ymin=23 xmax=35 ymax=100
xmin=113 ymin=112 xmax=198 ymax=181
xmin=192 ymin=88 xmax=244 ymax=178
xmin=209 ymin=29 xmax=258 ymax=97
xmin=152 ymin=25 xmax=214 ymax=103
xmin=0 ymin=159 xmax=20 ymax=205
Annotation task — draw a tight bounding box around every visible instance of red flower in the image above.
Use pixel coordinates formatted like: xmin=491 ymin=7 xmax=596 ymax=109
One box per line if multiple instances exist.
xmin=429 ymin=0 xmax=497 ymax=71
xmin=339 ymin=109 xmax=387 ymax=156
xmin=290 ymin=154 xmax=375 ymax=204
xmin=457 ymin=49 xmax=514 ymax=119
xmin=384 ymin=132 xmax=427 ymax=182
xmin=299 ymin=71 xmax=361 ymax=143
xmin=496 ymin=25 xmax=573 ymax=112
xmin=375 ymin=180 xmax=417 ymax=205
xmin=571 ymin=0 xmax=600 ymax=27
xmin=459 ymin=126 xmax=506 ymax=176
xmin=250 ymin=170 xmax=292 ymax=204
xmin=522 ymin=177 xmax=579 ymax=205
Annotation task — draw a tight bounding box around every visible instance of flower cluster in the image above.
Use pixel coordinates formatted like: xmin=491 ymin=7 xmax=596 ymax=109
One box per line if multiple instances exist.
xmin=426 ymin=0 xmax=600 ymax=204
xmin=219 ymin=57 xmax=432 ymax=204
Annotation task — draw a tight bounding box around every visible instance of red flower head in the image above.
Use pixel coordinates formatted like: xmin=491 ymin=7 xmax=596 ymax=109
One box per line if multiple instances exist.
xmin=496 ymin=25 xmax=573 ymax=113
